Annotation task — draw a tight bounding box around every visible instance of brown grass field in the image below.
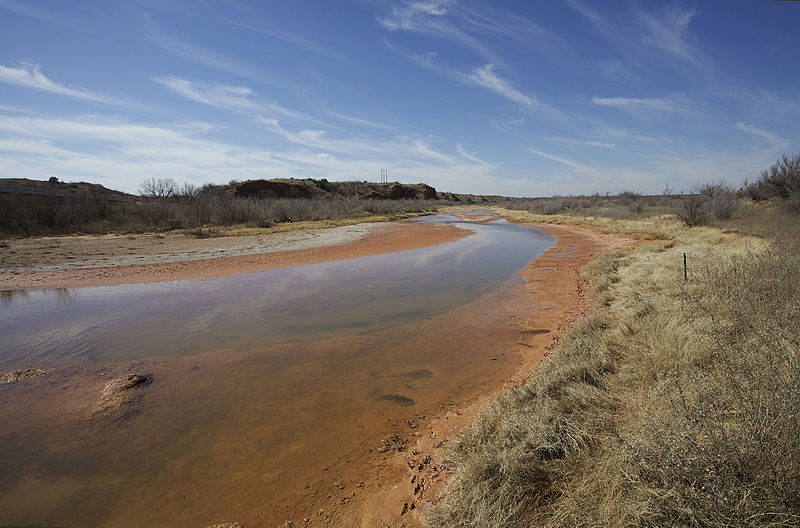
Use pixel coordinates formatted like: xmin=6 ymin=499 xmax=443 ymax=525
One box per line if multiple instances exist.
xmin=427 ymin=200 xmax=800 ymax=527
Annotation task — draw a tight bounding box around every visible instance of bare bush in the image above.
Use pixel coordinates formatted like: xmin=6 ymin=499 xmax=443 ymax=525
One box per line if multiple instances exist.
xmin=741 ymin=154 xmax=800 ymax=206
xmin=694 ymin=180 xmax=731 ymax=197
xmin=675 ymin=195 xmax=708 ymax=226
xmin=759 ymin=153 xmax=800 ymax=199
xmin=707 ymin=192 xmax=739 ymax=220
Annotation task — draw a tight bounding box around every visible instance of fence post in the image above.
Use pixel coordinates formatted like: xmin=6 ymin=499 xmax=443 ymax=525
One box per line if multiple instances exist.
xmin=684 ymin=253 xmax=687 ymax=280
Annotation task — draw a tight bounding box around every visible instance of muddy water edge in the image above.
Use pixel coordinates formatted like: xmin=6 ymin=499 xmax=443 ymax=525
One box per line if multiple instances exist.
xmin=0 ymin=214 xmax=580 ymax=527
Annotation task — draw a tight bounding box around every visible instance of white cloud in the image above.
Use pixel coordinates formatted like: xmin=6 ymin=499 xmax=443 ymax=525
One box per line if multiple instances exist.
xmin=736 ymin=122 xmax=788 ymax=150
xmin=0 ymin=113 xmax=497 ymax=194
xmin=0 ymin=63 xmax=127 ymax=106
xmin=456 ymin=143 xmax=491 ymax=165
xmin=547 ymin=137 xmax=616 ymax=149
xmin=599 ymin=128 xmax=661 ymax=143
xmin=567 ymin=0 xmax=704 ymax=66
xmin=527 ymin=147 xmax=595 ymax=173
xmin=154 ymin=77 xmax=258 ymax=111
xmin=379 ymin=1 xmax=497 ymax=61
xmin=462 ymin=64 xmax=531 ymax=106
xmin=593 ymin=96 xmax=688 ymax=113
xmin=154 ymin=76 xmax=317 ymax=124
xmin=0 ymin=0 xmax=87 ymax=31
xmin=143 ymin=14 xmax=285 ymax=87
xmin=636 ymin=4 xmax=700 ymax=63
xmin=378 ymin=1 xmax=559 ymax=63
xmin=224 ymin=19 xmax=349 ymax=62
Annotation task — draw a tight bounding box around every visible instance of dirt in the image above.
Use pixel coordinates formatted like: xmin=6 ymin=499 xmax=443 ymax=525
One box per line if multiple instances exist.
xmin=0 ymin=221 xmax=468 ymax=290
xmin=0 ymin=368 xmax=48 ymax=383
xmin=95 ymin=373 xmax=148 ymax=413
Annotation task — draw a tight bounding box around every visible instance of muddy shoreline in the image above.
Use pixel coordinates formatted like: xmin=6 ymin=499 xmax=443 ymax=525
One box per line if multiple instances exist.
xmin=0 ymin=221 xmax=468 ymax=290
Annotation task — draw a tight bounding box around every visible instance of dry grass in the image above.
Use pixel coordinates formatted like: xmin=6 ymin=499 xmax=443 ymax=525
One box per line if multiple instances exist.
xmin=428 ymin=205 xmax=800 ymax=527
xmin=176 ymin=211 xmax=431 ymax=238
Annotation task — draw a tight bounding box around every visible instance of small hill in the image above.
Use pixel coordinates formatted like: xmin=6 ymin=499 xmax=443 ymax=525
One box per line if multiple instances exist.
xmin=0 ymin=178 xmax=135 ymax=202
xmin=227 ymin=178 xmax=441 ymax=201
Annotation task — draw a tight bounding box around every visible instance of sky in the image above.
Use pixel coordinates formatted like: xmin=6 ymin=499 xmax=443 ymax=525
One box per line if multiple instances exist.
xmin=0 ymin=1 xmax=798 ymax=197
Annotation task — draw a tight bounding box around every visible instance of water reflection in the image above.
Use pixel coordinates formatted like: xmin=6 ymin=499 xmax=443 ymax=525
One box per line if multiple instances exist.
xmin=0 ymin=215 xmax=554 ymax=367
xmin=1 ymin=288 xmax=74 ymax=305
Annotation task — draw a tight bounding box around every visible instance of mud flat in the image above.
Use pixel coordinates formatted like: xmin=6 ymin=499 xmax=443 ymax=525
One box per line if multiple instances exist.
xmin=0 ymin=220 xmax=467 ymax=290
xmin=0 ymin=213 xmax=632 ymax=527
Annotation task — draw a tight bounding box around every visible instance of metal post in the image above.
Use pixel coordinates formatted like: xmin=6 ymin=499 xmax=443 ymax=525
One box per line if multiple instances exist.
xmin=684 ymin=253 xmax=687 ymax=280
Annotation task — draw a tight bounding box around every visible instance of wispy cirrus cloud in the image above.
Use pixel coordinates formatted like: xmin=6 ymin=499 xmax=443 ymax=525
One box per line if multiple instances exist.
xmin=379 ymin=1 xmax=497 ymax=61
xmin=736 ymin=122 xmax=788 ymax=150
xmin=225 ymin=18 xmax=349 ymax=62
xmin=378 ymin=0 xmax=559 ymax=63
xmin=456 ymin=143 xmax=491 ymax=165
xmin=154 ymin=76 xmax=312 ymax=122
xmin=261 ymin=118 xmax=459 ymax=165
xmin=546 ymin=136 xmax=616 ymax=149
xmin=155 ymin=77 xmax=258 ymax=111
xmin=0 ymin=63 xmax=128 ymax=107
xmin=635 ymin=4 xmax=700 ymax=63
xmin=567 ymin=0 xmax=703 ymax=65
xmin=527 ymin=146 xmax=595 ymax=173
xmin=386 ymin=42 xmax=567 ymax=122
xmin=461 ymin=64 xmax=531 ymax=106
xmin=0 ymin=0 xmax=87 ymax=31
xmin=593 ymin=96 xmax=689 ymax=113
xmin=143 ymin=14 xmax=287 ymax=87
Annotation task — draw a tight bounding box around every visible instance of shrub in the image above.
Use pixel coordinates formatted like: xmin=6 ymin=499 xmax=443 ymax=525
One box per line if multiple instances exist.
xmin=742 ymin=154 xmax=800 ymax=205
xmin=707 ymin=192 xmax=739 ymax=220
xmin=675 ymin=195 xmax=707 ymax=226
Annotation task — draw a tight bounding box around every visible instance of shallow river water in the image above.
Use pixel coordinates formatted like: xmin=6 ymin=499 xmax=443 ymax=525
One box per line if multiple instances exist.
xmin=0 ymin=214 xmax=554 ymax=527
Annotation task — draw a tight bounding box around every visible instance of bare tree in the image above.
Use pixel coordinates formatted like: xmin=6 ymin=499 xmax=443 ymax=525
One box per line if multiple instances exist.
xmin=139 ymin=177 xmax=178 ymax=202
xmin=180 ymin=181 xmax=199 ymax=199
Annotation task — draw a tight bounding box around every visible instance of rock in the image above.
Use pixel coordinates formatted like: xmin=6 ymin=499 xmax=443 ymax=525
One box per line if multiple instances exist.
xmin=95 ymin=373 xmax=147 ymax=413
xmin=232 ymin=180 xmax=312 ymax=199
xmin=0 ymin=368 xmax=47 ymax=383
xmin=417 ymin=183 xmax=437 ymax=200
xmin=388 ymin=184 xmax=418 ymax=200
xmin=204 ymin=523 xmax=241 ymax=528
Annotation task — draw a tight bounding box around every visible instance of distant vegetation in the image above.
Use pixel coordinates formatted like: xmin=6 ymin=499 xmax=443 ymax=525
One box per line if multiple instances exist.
xmin=0 ymin=177 xmax=492 ymax=237
xmin=429 ymin=154 xmax=800 ymax=528
xmin=3 ymin=153 xmax=798 ymax=238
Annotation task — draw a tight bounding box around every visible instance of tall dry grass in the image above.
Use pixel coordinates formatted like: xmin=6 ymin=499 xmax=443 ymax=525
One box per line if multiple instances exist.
xmin=428 ymin=206 xmax=800 ymax=528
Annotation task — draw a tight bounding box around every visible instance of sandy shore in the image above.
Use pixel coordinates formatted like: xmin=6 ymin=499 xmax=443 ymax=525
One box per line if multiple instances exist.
xmin=0 ymin=221 xmax=469 ymax=290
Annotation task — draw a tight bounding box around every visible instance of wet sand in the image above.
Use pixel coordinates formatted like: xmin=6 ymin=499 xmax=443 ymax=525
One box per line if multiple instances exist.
xmin=0 ymin=221 xmax=468 ymax=290
xmin=0 ymin=216 xmax=634 ymax=527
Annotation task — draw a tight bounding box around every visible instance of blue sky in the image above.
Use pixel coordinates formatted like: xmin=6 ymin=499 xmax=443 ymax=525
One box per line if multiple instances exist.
xmin=0 ymin=0 xmax=798 ymax=196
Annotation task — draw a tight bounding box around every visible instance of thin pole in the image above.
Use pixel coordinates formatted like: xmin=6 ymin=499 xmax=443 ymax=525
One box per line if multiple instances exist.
xmin=684 ymin=253 xmax=687 ymax=280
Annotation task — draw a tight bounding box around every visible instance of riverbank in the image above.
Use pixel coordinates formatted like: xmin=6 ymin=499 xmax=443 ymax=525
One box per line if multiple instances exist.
xmin=427 ymin=206 xmax=800 ymax=528
xmin=351 ymin=218 xmax=636 ymax=527
xmin=0 ymin=220 xmax=468 ymax=290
